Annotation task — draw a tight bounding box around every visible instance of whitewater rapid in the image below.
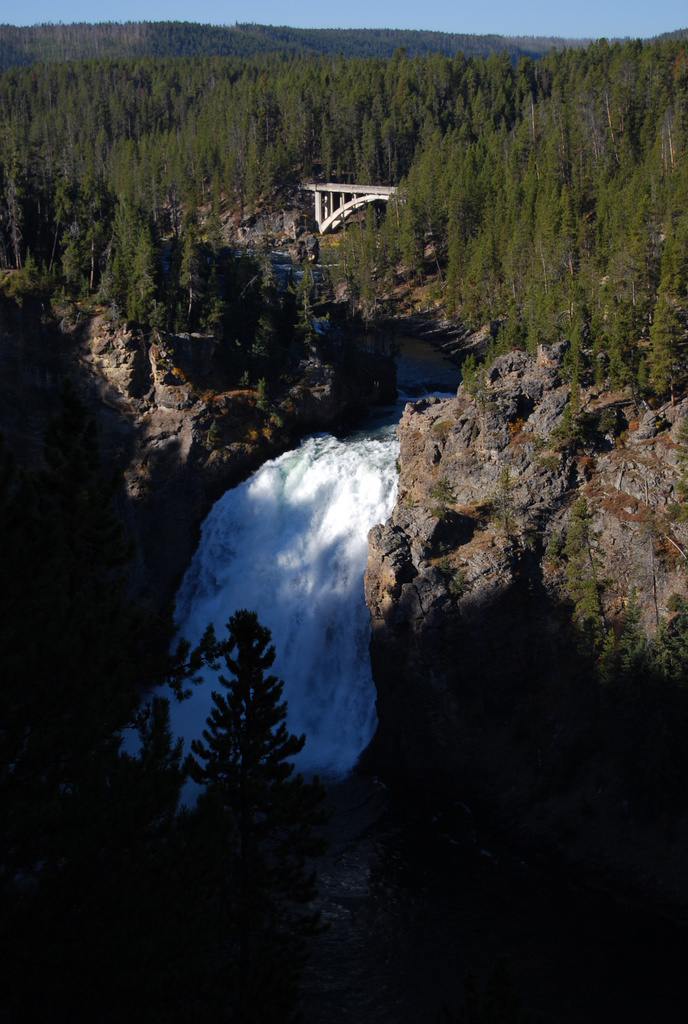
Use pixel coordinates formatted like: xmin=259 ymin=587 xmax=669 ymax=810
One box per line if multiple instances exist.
xmin=171 ymin=430 xmax=399 ymax=776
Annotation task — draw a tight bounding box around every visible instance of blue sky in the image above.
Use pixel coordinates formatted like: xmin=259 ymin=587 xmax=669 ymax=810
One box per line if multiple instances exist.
xmin=5 ymin=2 xmax=686 ymax=41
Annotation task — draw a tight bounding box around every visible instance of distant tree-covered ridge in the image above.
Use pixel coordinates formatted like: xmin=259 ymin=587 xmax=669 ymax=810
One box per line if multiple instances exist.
xmin=0 ymin=20 xmax=596 ymax=72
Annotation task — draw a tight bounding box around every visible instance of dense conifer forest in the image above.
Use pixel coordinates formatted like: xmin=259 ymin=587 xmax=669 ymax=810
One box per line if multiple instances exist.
xmin=1 ymin=37 xmax=688 ymax=400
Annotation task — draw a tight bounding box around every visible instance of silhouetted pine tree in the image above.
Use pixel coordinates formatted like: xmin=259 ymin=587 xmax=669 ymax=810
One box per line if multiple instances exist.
xmin=187 ymin=609 xmax=328 ymax=1023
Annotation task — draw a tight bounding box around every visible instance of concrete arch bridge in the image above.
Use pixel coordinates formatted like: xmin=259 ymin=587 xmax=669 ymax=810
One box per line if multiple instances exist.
xmin=305 ymin=182 xmax=396 ymax=234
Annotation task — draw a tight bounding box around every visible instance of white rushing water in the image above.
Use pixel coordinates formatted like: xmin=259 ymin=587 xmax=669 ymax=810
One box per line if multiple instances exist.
xmin=171 ymin=429 xmax=399 ymax=777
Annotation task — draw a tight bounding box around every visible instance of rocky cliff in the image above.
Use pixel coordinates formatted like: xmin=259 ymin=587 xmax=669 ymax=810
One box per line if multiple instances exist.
xmin=0 ymin=294 xmax=394 ymax=611
xmin=89 ymin=319 xmax=398 ymax=606
xmin=221 ymin=196 xmax=320 ymax=263
xmin=365 ymin=342 xmax=688 ymax=913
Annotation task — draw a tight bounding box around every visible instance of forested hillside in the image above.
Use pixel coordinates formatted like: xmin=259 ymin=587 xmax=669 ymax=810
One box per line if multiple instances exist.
xmin=0 ymin=20 xmax=587 ymax=72
xmin=1 ymin=38 xmax=688 ymax=401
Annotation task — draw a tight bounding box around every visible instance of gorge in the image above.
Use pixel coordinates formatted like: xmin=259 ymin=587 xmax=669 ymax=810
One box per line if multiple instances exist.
xmin=4 ymin=29 xmax=688 ymax=1020
xmin=3 ymin=282 xmax=688 ymax=1020
xmin=169 ymin=335 xmax=459 ymax=780
xmin=169 ymin=331 xmax=688 ymax=1022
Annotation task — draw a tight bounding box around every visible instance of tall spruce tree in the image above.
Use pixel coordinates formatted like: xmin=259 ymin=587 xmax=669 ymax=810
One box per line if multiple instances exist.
xmin=187 ymin=609 xmax=328 ymax=1024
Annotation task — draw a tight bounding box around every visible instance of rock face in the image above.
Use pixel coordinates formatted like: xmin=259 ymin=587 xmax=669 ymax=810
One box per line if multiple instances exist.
xmin=365 ymin=343 xmax=688 ymax=909
xmin=221 ymin=202 xmax=320 ymax=263
xmin=1 ymin=295 xmax=394 ymax=611
xmin=84 ymin=318 xmax=395 ymax=608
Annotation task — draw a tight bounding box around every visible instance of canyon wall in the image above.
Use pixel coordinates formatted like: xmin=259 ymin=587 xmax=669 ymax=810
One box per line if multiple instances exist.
xmin=0 ymin=295 xmax=393 ymax=610
xmin=365 ymin=343 xmax=688 ymax=912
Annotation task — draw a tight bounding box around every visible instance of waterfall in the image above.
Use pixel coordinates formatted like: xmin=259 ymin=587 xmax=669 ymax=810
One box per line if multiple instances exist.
xmin=171 ymin=429 xmax=399 ymax=777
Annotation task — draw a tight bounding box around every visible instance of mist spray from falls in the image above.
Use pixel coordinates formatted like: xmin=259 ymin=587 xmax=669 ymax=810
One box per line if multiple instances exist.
xmin=172 ymin=431 xmax=399 ymax=776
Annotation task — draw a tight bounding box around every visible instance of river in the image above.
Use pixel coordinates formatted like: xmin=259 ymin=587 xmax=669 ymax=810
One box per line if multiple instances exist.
xmin=170 ymin=336 xmax=688 ymax=1023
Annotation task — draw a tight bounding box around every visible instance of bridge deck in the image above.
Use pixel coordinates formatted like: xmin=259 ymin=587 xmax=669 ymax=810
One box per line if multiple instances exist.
xmin=305 ymin=182 xmax=396 ymax=197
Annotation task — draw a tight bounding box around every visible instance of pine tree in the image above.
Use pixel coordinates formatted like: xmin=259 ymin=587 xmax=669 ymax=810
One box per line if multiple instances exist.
xmin=129 ymin=223 xmax=157 ymax=323
xmin=563 ymin=496 xmax=605 ymax=655
xmin=187 ymin=609 xmax=328 ymax=1023
xmin=648 ymin=291 xmax=683 ymax=403
xmin=179 ymin=211 xmax=204 ymax=328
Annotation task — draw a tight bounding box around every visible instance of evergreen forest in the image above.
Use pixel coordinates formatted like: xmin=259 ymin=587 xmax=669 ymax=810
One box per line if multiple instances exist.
xmin=1 ymin=37 xmax=688 ymax=400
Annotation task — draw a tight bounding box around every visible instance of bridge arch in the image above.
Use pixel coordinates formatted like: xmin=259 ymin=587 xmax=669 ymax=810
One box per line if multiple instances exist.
xmin=305 ymin=182 xmax=396 ymax=234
